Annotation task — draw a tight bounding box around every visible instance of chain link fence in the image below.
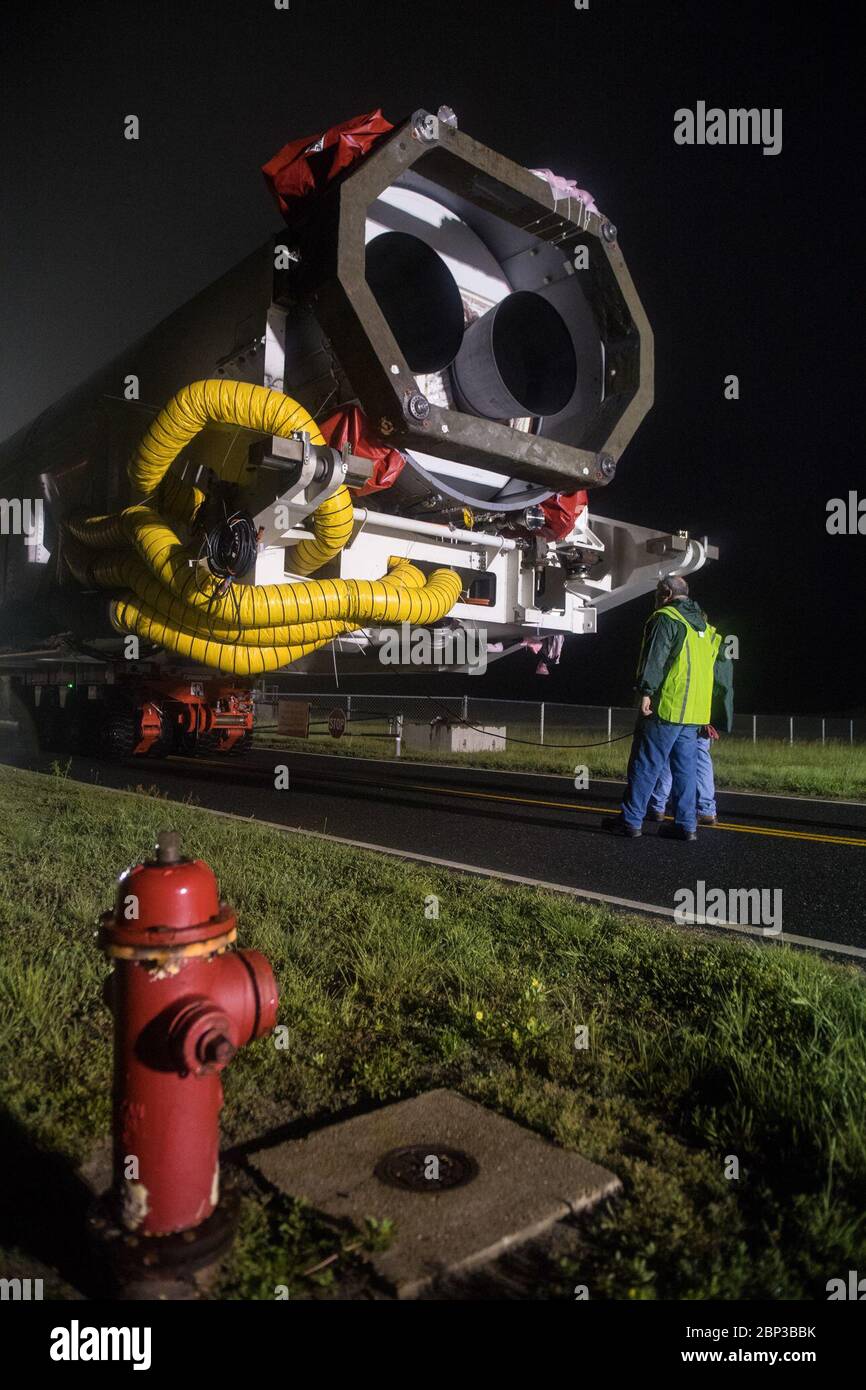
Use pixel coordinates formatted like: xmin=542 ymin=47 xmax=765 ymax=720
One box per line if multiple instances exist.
xmin=252 ymin=688 xmax=866 ymax=746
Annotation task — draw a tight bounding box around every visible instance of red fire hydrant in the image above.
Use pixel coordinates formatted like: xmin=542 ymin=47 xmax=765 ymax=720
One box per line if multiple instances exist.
xmin=98 ymin=831 xmax=278 ymax=1241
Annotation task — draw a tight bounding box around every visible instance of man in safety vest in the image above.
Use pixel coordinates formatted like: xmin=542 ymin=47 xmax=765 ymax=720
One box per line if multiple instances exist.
xmin=603 ymin=574 xmax=732 ymax=840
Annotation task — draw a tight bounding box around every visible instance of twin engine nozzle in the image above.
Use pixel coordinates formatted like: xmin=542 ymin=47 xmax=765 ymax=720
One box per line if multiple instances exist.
xmin=365 ymin=228 xmax=578 ymax=422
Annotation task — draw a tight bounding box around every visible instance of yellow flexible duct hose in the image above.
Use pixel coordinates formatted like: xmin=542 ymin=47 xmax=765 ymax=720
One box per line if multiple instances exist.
xmin=65 ymin=380 xmax=462 ymax=674
xmin=66 ymin=528 xmax=457 ymax=671
xmin=113 ymin=598 xmax=356 ymax=648
xmin=286 ymin=483 xmax=355 ymax=576
xmin=83 ymin=550 xmax=428 ymax=642
xmin=129 ymin=377 xmax=359 ymax=574
xmin=82 ymin=554 xmax=427 ymax=646
xmin=128 ymin=379 xmax=318 ymax=493
xmin=110 ymin=563 xmax=460 ymax=675
xmin=110 ymin=601 xmax=340 ymax=677
xmin=67 ymin=517 xmax=461 ymax=671
xmin=66 ymin=482 xmax=355 ymax=579
xmin=79 ymin=517 xmax=449 ymax=629
xmin=66 ymin=472 xmax=205 ymax=551
xmin=67 ymin=381 xmax=354 ymax=573
xmin=110 ymin=560 xmax=456 ymax=642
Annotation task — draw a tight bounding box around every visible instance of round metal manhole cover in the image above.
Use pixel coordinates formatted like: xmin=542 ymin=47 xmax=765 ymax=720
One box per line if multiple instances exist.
xmin=373 ymin=1144 xmax=479 ymax=1193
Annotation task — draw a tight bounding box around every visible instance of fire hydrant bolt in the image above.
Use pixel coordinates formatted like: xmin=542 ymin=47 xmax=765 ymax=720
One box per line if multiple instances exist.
xmin=98 ymin=832 xmax=279 ymax=1238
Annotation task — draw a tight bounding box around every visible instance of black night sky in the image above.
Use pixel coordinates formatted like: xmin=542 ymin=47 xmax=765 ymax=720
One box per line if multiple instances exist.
xmin=0 ymin=1 xmax=859 ymax=713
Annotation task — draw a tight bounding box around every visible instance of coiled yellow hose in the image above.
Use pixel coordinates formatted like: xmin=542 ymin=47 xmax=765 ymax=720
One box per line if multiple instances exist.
xmin=65 ymin=380 xmax=461 ymax=675
xmin=109 ymin=560 xmax=461 ymax=676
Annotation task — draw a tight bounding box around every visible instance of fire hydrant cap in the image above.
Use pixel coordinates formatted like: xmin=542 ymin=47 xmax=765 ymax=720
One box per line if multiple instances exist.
xmin=99 ymin=849 xmax=236 ymax=958
xmin=119 ymin=857 xmax=221 ymax=929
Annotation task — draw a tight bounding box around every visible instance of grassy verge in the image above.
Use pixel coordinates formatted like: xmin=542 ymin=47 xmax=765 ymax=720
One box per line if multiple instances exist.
xmin=255 ymin=722 xmax=866 ymax=800
xmin=1 ymin=762 xmax=864 ymax=1299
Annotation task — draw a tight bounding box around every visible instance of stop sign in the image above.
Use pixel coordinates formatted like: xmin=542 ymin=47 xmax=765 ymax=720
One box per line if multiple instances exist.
xmin=328 ymin=708 xmax=347 ymax=739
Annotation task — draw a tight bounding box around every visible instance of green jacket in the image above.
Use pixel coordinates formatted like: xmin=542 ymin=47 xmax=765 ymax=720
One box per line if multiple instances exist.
xmin=636 ymin=598 xmax=734 ymax=731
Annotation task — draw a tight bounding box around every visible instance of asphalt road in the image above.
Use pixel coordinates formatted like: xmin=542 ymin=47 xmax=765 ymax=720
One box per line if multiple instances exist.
xmin=5 ymin=744 xmax=865 ymax=959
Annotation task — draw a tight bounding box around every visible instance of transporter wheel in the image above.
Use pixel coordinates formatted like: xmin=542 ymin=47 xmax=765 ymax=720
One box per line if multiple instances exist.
xmin=198 ymin=729 xmax=252 ymax=754
xmin=228 ymin=730 xmax=253 ymax=755
xmin=99 ymin=705 xmax=137 ymax=760
xmin=35 ymin=704 xmax=67 ymax=753
xmin=196 ymin=731 xmax=224 ymax=754
xmin=177 ymin=729 xmax=222 ymax=755
xmin=68 ymin=697 xmax=104 ymax=756
xmin=145 ymin=738 xmax=172 ymax=758
xmin=144 ymin=716 xmax=172 ymax=758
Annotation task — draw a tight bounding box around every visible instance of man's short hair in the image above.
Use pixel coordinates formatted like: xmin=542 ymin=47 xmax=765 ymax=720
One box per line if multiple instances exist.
xmin=658 ymin=574 xmax=689 ymax=598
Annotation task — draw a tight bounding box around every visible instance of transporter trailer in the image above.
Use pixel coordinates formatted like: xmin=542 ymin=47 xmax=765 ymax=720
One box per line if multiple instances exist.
xmin=0 ymin=106 xmax=714 ymax=758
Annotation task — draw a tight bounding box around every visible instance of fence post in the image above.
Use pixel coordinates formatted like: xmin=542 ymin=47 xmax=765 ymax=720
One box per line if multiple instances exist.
xmin=540 ymin=703 xmax=545 ymax=745
xmin=752 ymin=714 xmax=756 ymax=744
xmin=346 ymin=694 xmax=352 ymax=719
xmin=789 ymin=716 xmax=794 ymax=746
xmin=821 ymin=718 xmax=825 ymax=746
xmin=462 ymin=694 xmax=468 ymax=723
xmin=607 ymin=706 xmax=612 ymax=741
xmin=395 ymin=712 xmax=403 ymax=759
xmin=851 ymin=719 xmax=854 ymax=746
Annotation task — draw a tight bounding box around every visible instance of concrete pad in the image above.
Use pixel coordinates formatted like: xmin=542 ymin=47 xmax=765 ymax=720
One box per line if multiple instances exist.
xmin=402 ymin=722 xmax=507 ymax=754
xmin=249 ymin=1089 xmax=620 ymax=1298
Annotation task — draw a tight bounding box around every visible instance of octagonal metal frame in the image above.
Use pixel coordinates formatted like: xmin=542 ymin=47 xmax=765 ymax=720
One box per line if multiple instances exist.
xmin=290 ymin=110 xmax=654 ymax=493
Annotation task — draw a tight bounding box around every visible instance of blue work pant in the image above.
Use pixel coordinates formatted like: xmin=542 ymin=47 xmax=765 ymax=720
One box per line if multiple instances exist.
xmin=620 ymin=716 xmax=699 ymax=831
xmin=649 ymin=734 xmax=716 ymax=817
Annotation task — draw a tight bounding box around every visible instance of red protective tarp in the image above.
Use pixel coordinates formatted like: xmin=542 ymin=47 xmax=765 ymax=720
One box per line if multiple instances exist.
xmin=539 ymin=490 xmax=588 ymax=540
xmin=262 ymin=109 xmax=394 ymax=217
xmin=319 ymin=405 xmax=406 ymax=498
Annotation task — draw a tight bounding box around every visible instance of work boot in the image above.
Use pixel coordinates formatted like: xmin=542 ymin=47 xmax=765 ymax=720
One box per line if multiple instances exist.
xmin=698 ymin=814 xmax=717 ymax=826
xmin=646 ymin=809 xmax=666 ymax=822
xmin=658 ymin=823 xmax=697 ymax=841
xmin=602 ymin=815 xmax=642 ymax=837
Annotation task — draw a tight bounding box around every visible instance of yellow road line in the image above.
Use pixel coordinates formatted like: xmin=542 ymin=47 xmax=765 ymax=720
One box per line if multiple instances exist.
xmin=711 ymin=822 xmax=866 ymax=846
xmin=168 ymin=757 xmax=866 ymax=849
xmin=395 ymin=784 xmax=866 ymax=848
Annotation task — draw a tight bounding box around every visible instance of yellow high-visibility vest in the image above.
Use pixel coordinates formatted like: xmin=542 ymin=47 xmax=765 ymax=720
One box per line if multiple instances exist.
xmin=646 ymin=605 xmax=720 ymax=724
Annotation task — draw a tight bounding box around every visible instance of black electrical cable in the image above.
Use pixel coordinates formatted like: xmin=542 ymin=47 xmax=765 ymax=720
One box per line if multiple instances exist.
xmin=198 ymin=509 xmax=258 ymax=640
xmin=318 ymin=656 xmax=636 ymax=751
xmin=424 ymin=694 xmax=636 ymax=749
xmin=204 ymin=509 xmax=258 ymax=583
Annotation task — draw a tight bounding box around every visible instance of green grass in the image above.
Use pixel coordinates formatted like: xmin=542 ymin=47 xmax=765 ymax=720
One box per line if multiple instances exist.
xmin=256 ymin=721 xmax=866 ymax=800
xmin=1 ymin=762 xmax=865 ymax=1300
